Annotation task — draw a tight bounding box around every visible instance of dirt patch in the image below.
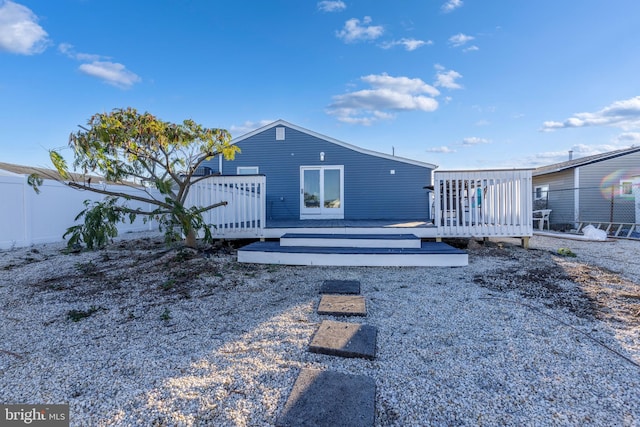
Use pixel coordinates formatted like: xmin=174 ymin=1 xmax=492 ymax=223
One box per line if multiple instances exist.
xmin=470 ymin=240 xmax=640 ymax=326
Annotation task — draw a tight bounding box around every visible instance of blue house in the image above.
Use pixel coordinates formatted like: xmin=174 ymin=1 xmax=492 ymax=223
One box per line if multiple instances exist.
xmin=202 ymin=120 xmax=436 ymax=223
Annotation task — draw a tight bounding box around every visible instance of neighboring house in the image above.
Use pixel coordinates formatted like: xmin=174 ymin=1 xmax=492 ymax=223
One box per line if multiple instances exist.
xmin=202 ymin=120 xmax=436 ymax=221
xmin=532 ymin=146 xmax=640 ymax=230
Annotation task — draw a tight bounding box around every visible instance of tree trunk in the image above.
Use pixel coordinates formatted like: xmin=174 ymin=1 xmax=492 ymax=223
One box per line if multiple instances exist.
xmin=185 ymin=229 xmax=197 ymax=248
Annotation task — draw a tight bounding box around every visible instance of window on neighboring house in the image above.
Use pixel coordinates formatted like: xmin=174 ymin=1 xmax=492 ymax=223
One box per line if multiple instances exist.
xmin=237 ymin=166 xmax=259 ymax=175
xmin=276 ymin=127 xmax=285 ymax=140
xmin=620 ymin=180 xmax=633 ymax=197
xmin=534 ymin=185 xmax=549 ymax=200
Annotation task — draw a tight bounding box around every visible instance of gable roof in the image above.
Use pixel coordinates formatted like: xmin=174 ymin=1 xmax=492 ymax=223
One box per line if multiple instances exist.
xmin=533 ymin=146 xmax=640 ymax=176
xmin=230 ymin=119 xmax=438 ymax=169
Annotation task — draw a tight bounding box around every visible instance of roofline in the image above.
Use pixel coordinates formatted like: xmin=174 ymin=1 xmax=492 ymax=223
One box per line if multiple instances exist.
xmin=533 ymin=146 xmax=640 ymax=176
xmin=230 ymin=119 xmax=438 ymax=169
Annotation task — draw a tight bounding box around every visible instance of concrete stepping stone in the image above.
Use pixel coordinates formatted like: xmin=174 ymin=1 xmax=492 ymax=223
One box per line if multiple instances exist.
xmin=309 ymin=320 xmax=377 ymax=360
xmin=276 ymin=368 xmax=375 ymax=427
xmin=317 ymin=295 xmax=367 ymax=316
xmin=320 ymin=280 xmax=360 ymax=295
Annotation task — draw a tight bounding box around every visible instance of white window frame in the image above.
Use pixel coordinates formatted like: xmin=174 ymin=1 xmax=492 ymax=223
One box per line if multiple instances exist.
xmin=620 ymin=180 xmax=634 ymax=197
xmin=237 ymin=166 xmax=259 ymax=175
xmin=534 ymin=185 xmax=549 ymax=201
xmin=276 ymin=127 xmax=285 ymax=141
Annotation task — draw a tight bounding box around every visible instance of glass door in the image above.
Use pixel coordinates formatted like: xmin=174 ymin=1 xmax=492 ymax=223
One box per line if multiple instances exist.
xmin=300 ymin=166 xmax=344 ymax=219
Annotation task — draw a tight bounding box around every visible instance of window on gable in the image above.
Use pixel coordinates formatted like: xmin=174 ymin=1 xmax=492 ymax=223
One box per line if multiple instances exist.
xmin=276 ymin=127 xmax=285 ymax=141
xmin=237 ymin=166 xmax=259 ymax=175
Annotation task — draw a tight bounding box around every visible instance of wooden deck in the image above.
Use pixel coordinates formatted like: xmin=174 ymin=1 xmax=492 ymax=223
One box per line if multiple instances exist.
xmin=262 ymin=219 xmax=437 ymax=239
xmin=237 ymin=232 xmax=468 ymax=267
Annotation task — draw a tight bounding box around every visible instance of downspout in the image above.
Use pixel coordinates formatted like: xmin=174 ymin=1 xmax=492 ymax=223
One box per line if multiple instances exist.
xmin=219 ymin=155 xmax=223 ymax=175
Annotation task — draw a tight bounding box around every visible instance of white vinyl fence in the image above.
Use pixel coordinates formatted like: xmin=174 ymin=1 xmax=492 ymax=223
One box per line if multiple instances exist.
xmin=185 ymin=175 xmax=266 ymax=238
xmin=434 ymin=169 xmax=533 ymax=238
xmin=0 ymin=172 xmax=157 ymax=250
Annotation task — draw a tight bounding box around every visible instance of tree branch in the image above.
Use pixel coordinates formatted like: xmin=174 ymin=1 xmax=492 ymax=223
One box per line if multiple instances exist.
xmin=66 ymin=181 xmax=173 ymax=210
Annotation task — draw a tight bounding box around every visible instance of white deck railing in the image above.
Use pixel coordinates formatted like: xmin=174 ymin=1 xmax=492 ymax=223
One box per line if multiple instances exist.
xmin=434 ymin=169 xmax=533 ymax=238
xmin=186 ymin=175 xmax=266 ymax=238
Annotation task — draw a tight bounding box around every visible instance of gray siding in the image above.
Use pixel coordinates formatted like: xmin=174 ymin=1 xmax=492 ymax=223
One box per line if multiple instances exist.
xmin=533 ymin=170 xmax=575 ymax=227
xmin=534 ymin=151 xmax=640 ymax=227
xmin=203 ymin=125 xmax=432 ymax=220
xmin=578 ymin=152 xmax=640 ymax=223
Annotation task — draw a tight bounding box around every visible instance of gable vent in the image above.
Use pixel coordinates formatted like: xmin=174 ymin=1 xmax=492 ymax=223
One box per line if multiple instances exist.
xmin=276 ymin=127 xmax=285 ymax=141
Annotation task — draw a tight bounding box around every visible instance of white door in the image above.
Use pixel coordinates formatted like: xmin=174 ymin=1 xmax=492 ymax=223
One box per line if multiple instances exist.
xmin=300 ymin=166 xmax=344 ymax=219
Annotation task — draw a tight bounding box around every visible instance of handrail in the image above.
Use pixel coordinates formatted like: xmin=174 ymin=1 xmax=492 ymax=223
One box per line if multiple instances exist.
xmin=434 ymin=170 xmax=533 ymax=238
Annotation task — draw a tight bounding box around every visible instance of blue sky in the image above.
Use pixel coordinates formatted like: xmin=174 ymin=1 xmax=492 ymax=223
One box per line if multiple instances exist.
xmin=1 ymin=0 xmax=640 ymax=171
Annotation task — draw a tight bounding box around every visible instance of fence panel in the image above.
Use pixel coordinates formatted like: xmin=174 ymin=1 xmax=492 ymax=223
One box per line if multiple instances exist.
xmin=186 ymin=175 xmax=266 ymax=238
xmin=534 ymin=183 xmax=640 ymax=236
xmin=0 ymin=174 xmax=157 ymax=250
xmin=435 ymin=169 xmax=533 ymax=238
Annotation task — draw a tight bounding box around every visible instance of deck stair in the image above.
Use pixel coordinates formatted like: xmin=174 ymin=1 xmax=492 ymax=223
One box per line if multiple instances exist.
xmin=237 ymin=233 xmax=468 ymax=267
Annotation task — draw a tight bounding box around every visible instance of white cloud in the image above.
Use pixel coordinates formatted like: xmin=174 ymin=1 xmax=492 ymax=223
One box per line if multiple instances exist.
xmin=230 ymin=120 xmax=274 ymax=135
xmin=462 ymin=137 xmax=490 ymax=146
xmin=427 ymin=146 xmax=456 ymax=153
xmin=79 ymin=61 xmax=141 ymax=89
xmin=541 ymin=96 xmax=640 ymax=132
xmin=317 ymin=1 xmax=346 ymax=12
xmin=336 ymin=16 xmax=384 ymax=43
xmin=614 ymin=132 xmax=640 ymax=144
xmin=441 ymin=0 xmax=463 ymax=13
xmin=327 ymin=73 xmax=440 ymax=125
xmin=380 ymin=38 xmax=432 ymax=51
xmin=463 ymin=45 xmax=479 ymax=53
xmin=0 ymin=0 xmax=49 ymax=55
xmin=448 ymin=33 xmax=474 ymax=47
xmin=58 ymin=43 xmax=105 ymax=62
xmin=527 ymin=143 xmax=630 ymax=167
xmin=434 ymin=67 xmax=463 ymax=90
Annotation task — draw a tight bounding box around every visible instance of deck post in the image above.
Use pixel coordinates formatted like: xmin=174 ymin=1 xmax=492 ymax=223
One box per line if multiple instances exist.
xmin=521 ymin=236 xmax=529 ymax=249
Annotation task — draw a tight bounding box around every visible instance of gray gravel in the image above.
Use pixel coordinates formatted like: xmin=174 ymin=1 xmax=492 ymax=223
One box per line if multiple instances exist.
xmin=0 ymin=232 xmax=639 ymax=426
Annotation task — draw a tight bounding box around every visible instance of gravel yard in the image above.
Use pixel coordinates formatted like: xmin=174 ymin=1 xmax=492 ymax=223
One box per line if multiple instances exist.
xmin=1 ymin=232 xmax=639 ymax=426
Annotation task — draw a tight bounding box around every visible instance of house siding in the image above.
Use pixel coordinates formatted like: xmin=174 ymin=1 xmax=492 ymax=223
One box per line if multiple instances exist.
xmin=578 ymin=152 xmax=640 ymax=223
xmin=533 ymin=150 xmax=640 ymax=228
xmin=203 ymin=125 xmax=432 ymax=220
xmin=533 ymin=170 xmax=575 ymax=227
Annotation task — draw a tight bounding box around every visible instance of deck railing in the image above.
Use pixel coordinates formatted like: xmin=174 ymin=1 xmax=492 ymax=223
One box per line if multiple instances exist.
xmin=434 ymin=169 xmax=533 ymax=238
xmin=186 ymin=175 xmax=266 ymax=238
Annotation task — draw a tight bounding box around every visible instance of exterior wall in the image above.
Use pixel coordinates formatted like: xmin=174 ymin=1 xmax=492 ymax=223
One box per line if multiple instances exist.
xmin=203 ymin=125 xmax=432 ymax=220
xmin=578 ymin=152 xmax=640 ymax=223
xmin=533 ymin=151 xmax=640 ymax=227
xmin=532 ymin=170 xmax=575 ymax=227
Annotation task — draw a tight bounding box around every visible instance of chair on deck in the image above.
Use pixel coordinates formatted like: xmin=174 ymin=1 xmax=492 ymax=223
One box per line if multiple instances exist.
xmin=532 ymin=209 xmax=551 ymax=230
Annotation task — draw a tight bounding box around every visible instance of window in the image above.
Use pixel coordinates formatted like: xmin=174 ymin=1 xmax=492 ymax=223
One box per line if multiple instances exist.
xmin=534 ymin=185 xmax=548 ymax=201
xmin=237 ymin=166 xmax=259 ymax=175
xmin=620 ymin=180 xmax=633 ymax=197
xmin=276 ymin=127 xmax=285 ymax=141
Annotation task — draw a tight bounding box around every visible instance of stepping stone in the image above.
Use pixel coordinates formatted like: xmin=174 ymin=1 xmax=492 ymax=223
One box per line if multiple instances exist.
xmin=309 ymin=320 xmax=377 ymax=360
xmin=276 ymin=368 xmax=375 ymax=427
xmin=317 ymin=295 xmax=367 ymax=317
xmin=320 ymin=280 xmax=360 ymax=295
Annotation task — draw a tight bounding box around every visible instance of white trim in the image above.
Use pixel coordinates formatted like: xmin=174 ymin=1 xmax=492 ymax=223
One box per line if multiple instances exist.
xmin=534 ymin=184 xmax=548 ymax=200
xmin=574 ymin=167 xmax=580 ymax=225
xmin=238 ymin=250 xmax=468 ymax=267
xmin=300 ymin=165 xmax=344 ymax=219
xmin=230 ymin=119 xmax=437 ymax=169
xmin=237 ymin=166 xmax=259 ymax=175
